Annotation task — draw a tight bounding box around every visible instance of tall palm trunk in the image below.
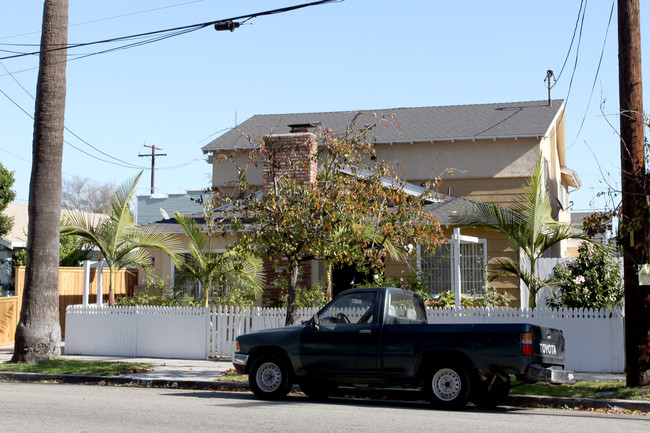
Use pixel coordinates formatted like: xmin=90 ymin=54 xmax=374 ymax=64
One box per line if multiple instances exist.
xmin=12 ymin=0 xmax=68 ymax=362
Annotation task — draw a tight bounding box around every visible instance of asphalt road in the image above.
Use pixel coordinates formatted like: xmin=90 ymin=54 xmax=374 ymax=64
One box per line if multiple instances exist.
xmin=1 ymin=382 xmax=649 ymax=433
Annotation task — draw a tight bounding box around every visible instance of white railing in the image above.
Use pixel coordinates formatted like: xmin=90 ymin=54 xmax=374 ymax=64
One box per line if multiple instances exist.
xmin=65 ymin=304 xmax=624 ymax=372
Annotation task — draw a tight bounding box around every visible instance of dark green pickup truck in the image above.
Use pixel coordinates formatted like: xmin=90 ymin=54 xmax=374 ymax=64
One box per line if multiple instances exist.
xmin=233 ymin=287 xmax=575 ymax=408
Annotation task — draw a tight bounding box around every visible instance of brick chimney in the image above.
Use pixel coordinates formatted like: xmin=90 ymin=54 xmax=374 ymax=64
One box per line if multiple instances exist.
xmin=260 ymin=127 xmax=319 ymax=306
xmin=262 ymin=129 xmax=318 ymax=193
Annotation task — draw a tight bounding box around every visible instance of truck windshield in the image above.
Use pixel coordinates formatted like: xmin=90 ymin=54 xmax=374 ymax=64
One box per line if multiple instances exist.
xmin=386 ymin=290 xmax=428 ymax=325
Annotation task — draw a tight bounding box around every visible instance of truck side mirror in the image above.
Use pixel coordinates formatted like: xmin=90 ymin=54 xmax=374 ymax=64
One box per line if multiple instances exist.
xmin=311 ymin=313 xmax=320 ymax=331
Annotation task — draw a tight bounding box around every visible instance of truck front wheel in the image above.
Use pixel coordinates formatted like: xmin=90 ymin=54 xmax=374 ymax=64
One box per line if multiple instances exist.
xmin=249 ymin=354 xmax=293 ymax=400
xmin=424 ymin=364 xmax=471 ymax=409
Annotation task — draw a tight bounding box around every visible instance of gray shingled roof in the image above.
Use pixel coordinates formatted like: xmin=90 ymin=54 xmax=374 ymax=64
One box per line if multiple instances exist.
xmin=202 ymin=99 xmax=565 ymax=152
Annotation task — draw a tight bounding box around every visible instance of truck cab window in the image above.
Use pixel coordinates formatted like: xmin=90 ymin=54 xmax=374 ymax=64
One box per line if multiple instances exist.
xmin=318 ymin=292 xmax=376 ymax=327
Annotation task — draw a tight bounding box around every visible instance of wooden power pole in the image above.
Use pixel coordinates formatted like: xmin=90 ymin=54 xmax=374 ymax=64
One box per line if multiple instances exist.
xmin=618 ymin=0 xmax=650 ymax=387
xmin=138 ymin=143 xmax=167 ymax=195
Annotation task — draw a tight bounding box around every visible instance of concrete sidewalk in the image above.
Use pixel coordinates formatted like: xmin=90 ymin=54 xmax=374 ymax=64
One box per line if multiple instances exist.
xmin=0 ymin=344 xmax=233 ymax=384
xmin=2 ymin=344 xmax=648 ymax=413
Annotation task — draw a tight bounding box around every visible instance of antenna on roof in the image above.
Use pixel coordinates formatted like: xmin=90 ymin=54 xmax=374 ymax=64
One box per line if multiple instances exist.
xmin=546 ymin=70 xmax=554 ymax=106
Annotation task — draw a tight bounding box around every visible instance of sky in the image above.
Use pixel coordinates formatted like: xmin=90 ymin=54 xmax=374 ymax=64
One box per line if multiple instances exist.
xmin=0 ymin=0 xmax=648 ymax=213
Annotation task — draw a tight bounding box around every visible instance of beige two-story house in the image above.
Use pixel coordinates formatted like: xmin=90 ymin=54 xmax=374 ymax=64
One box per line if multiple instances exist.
xmin=145 ymin=99 xmax=580 ymax=307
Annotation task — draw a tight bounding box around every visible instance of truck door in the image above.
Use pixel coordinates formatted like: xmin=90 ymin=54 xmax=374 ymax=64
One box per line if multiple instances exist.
xmin=300 ymin=291 xmax=380 ymax=377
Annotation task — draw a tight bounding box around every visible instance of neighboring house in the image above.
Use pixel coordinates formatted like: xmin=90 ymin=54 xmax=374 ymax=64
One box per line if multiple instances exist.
xmin=136 ymin=190 xmax=206 ymax=225
xmin=0 ymin=203 xmax=107 ymax=291
xmin=566 ymin=211 xmax=617 ymax=257
xmin=145 ymin=99 xmax=581 ymax=307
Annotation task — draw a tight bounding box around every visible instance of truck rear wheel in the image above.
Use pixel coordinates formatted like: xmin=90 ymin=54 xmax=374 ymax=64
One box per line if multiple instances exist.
xmin=424 ymin=364 xmax=471 ymax=409
xmin=249 ymin=354 xmax=293 ymax=400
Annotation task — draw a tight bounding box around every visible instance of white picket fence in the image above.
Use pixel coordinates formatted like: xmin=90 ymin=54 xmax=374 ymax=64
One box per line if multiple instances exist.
xmin=65 ymin=304 xmax=624 ymax=372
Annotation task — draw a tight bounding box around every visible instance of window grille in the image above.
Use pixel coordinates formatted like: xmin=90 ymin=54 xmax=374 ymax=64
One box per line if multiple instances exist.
xmin=420 ymin=240 xmax=487 ymax=296
xmin=172 ymin=253 xmax=203 ymax=298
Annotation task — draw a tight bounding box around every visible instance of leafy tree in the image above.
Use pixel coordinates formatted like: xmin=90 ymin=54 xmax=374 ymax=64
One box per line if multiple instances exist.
xmin=61 ymin=172 xmax=180 ymax=306
xmin=172 ymin=212 xmax=262 ymax=307
xmin=547 ymin=243 xmax=623 ymax=310
xmin=62 ymin=176 xmax=116 ymax=213
xmin=13 ymin=0 xmax=68 ymax=363
xmin=218 ymin=118 xmax=444 ymax=325
xmin=14 ymin=234 xmax=91 ymax=267
xmin=58 ymin=234 xmax=92 ymax=266
xmin=0 ymin=163 xmax=16 ymax=238
xmin=451 ymin=158 xmax=592 ymax=308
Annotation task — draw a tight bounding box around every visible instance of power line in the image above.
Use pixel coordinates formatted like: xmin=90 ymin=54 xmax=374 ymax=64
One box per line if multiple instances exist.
xmin=0 ymin=60 xmax=146 ymax=169
xmin=0 ymin=1 xmax=341 ymax=61
xmin=552 ymin=0 xmax=588 ymax=87
xmin=0 ymin=0 xmax=207 ymax=41
xmin=568 ymin=0 xmax=615 ymax=149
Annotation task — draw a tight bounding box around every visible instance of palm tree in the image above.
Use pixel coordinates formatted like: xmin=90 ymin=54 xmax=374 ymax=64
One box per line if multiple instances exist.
xmin=173 ymin=212 xmax=263 ymax=307
xmin=12 ymin=0 xmax=69 ymax=363
xmin=450 ymin=159 xmax=592 ymax=308
xmin=61 ymin=172 xmax=181 ymax=306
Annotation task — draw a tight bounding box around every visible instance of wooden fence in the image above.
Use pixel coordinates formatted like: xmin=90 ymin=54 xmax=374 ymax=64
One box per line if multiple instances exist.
xmin=0 ymin=266 xmax=139 ymax=343
xmin=65 ymin=304 xmax=624 ymax=372
xmin=0 ymin=296 xmax=19 ymax=346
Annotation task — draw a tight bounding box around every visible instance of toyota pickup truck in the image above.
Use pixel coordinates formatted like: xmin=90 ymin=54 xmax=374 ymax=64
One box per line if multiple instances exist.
xmin=233 ymin=287 xmax=575 ymax=409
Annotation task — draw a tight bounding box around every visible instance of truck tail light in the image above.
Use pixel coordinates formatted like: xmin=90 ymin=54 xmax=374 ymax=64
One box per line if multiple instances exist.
xmin=521 ymin=332 xmax=533 ymax=356
xmin=236 ymin=341 xmax=240 ymax=352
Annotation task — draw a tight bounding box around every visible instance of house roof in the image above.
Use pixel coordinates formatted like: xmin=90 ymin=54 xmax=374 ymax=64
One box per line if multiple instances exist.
xmin=202 ymin=99 xmax=565 ymax=152
xmin=1 ymin=203 xmax=108 ymax=250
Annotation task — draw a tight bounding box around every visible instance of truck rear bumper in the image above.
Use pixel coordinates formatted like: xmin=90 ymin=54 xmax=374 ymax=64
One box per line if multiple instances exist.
xmin=526 ymin=364 xmax=576 ymax=384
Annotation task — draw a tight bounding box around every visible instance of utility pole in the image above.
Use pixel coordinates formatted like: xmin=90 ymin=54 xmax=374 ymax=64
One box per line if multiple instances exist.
xmin=138 ymin=143 xmax=167 ymax=195
xmin=618 ymin=0 xmax=650 ymax=387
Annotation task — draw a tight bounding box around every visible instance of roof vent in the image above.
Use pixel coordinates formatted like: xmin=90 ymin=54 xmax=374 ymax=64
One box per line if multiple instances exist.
xmin=288 ymin=122 xmax=321 ymax=133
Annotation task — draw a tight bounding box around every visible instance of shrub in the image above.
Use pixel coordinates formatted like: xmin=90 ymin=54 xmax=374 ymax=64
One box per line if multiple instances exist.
xmin=546 ymin=243 xmax=622 ymax=310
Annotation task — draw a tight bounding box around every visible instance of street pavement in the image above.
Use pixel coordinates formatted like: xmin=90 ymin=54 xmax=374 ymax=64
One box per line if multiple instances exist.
xmin=1 ymin=344 xmax=648 ymax=413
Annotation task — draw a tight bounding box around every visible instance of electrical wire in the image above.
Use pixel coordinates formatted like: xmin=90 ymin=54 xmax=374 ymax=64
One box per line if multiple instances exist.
xmin=551 ymin=0 xmax=587 ymax=88
xmin=0 ymin=0 xmax=207 ymax=42
xmin=562 ymin=0 xmax=588 ymax=107
xmin=0 ymin=0 xmax=340 ymax=61
xmin=1 ymin=61 xmax=146 ymax=169
xmin=568 ymin=0 xmax=615 ymax=149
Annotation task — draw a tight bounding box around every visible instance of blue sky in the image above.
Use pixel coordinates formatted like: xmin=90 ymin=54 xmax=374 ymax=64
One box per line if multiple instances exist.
xmin=0 ymin=0 xmax=648 ymax=213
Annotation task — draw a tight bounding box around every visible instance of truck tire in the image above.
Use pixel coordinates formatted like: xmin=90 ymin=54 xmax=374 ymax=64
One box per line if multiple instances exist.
xmin=249 ymin=354 xmax=293 ymax=400
xmin=474 ymin=377 xmax=511 ymax=409
xmin=424 ymin=364 xmax=472 ymax=409
xmin=299 ymin=380 xmax=338 ymax=400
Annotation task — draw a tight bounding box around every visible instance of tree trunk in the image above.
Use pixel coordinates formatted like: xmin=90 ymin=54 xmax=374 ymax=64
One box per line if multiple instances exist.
xmin=528 ymin=259 xmax=537 ymax=309
xmin=285 ymin=262 xmax=299 ymax=326
xmin=108 ymin=266 xmax=115 ymax=307
xmin=326 ymin=261 xmax=333 ymax=301
xmin=12 ymin=0 xmax=68 ymax=363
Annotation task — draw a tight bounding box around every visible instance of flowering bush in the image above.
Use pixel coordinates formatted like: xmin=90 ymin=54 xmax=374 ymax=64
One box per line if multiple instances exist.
xmin=546 ymin=243 xmax=623 ymax=309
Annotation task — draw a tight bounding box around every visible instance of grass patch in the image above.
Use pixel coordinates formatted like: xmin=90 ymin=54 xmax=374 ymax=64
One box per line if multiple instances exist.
xmin=0 ymin=358 xmax=153 ymax=376
xmin=218 ymin=368 xmax=248 ymax=383
xmin=511 ymin=378 xmax=650 ymax=401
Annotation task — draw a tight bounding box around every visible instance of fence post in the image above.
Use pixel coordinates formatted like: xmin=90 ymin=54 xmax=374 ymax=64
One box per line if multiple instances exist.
xmin=82 ymin=260 xmax=90 ymax=306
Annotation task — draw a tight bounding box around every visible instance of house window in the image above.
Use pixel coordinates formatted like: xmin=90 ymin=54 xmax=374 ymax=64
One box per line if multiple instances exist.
xmin=419 ymin=240 xmax=487 ymax=297
xmin=172 ymin=253 xmax=202 ymax=298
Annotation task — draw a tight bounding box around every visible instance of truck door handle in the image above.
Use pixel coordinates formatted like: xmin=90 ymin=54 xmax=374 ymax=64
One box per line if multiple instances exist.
xmin=359 ymin=329 xmax=372 ymax=335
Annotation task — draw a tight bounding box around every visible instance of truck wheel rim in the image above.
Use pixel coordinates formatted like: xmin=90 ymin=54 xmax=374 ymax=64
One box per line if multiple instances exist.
xmin=432 ymin=368 xmax=462 ymax=401
xmin=256 ymin=362 xmax=282 ymax=393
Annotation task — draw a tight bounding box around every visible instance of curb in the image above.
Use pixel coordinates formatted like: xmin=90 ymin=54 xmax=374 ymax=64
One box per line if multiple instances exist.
xmin=0 ymin=372 xmax=248 ymax=391
xmin=1 ymin=372 xmax=649 ymax=412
